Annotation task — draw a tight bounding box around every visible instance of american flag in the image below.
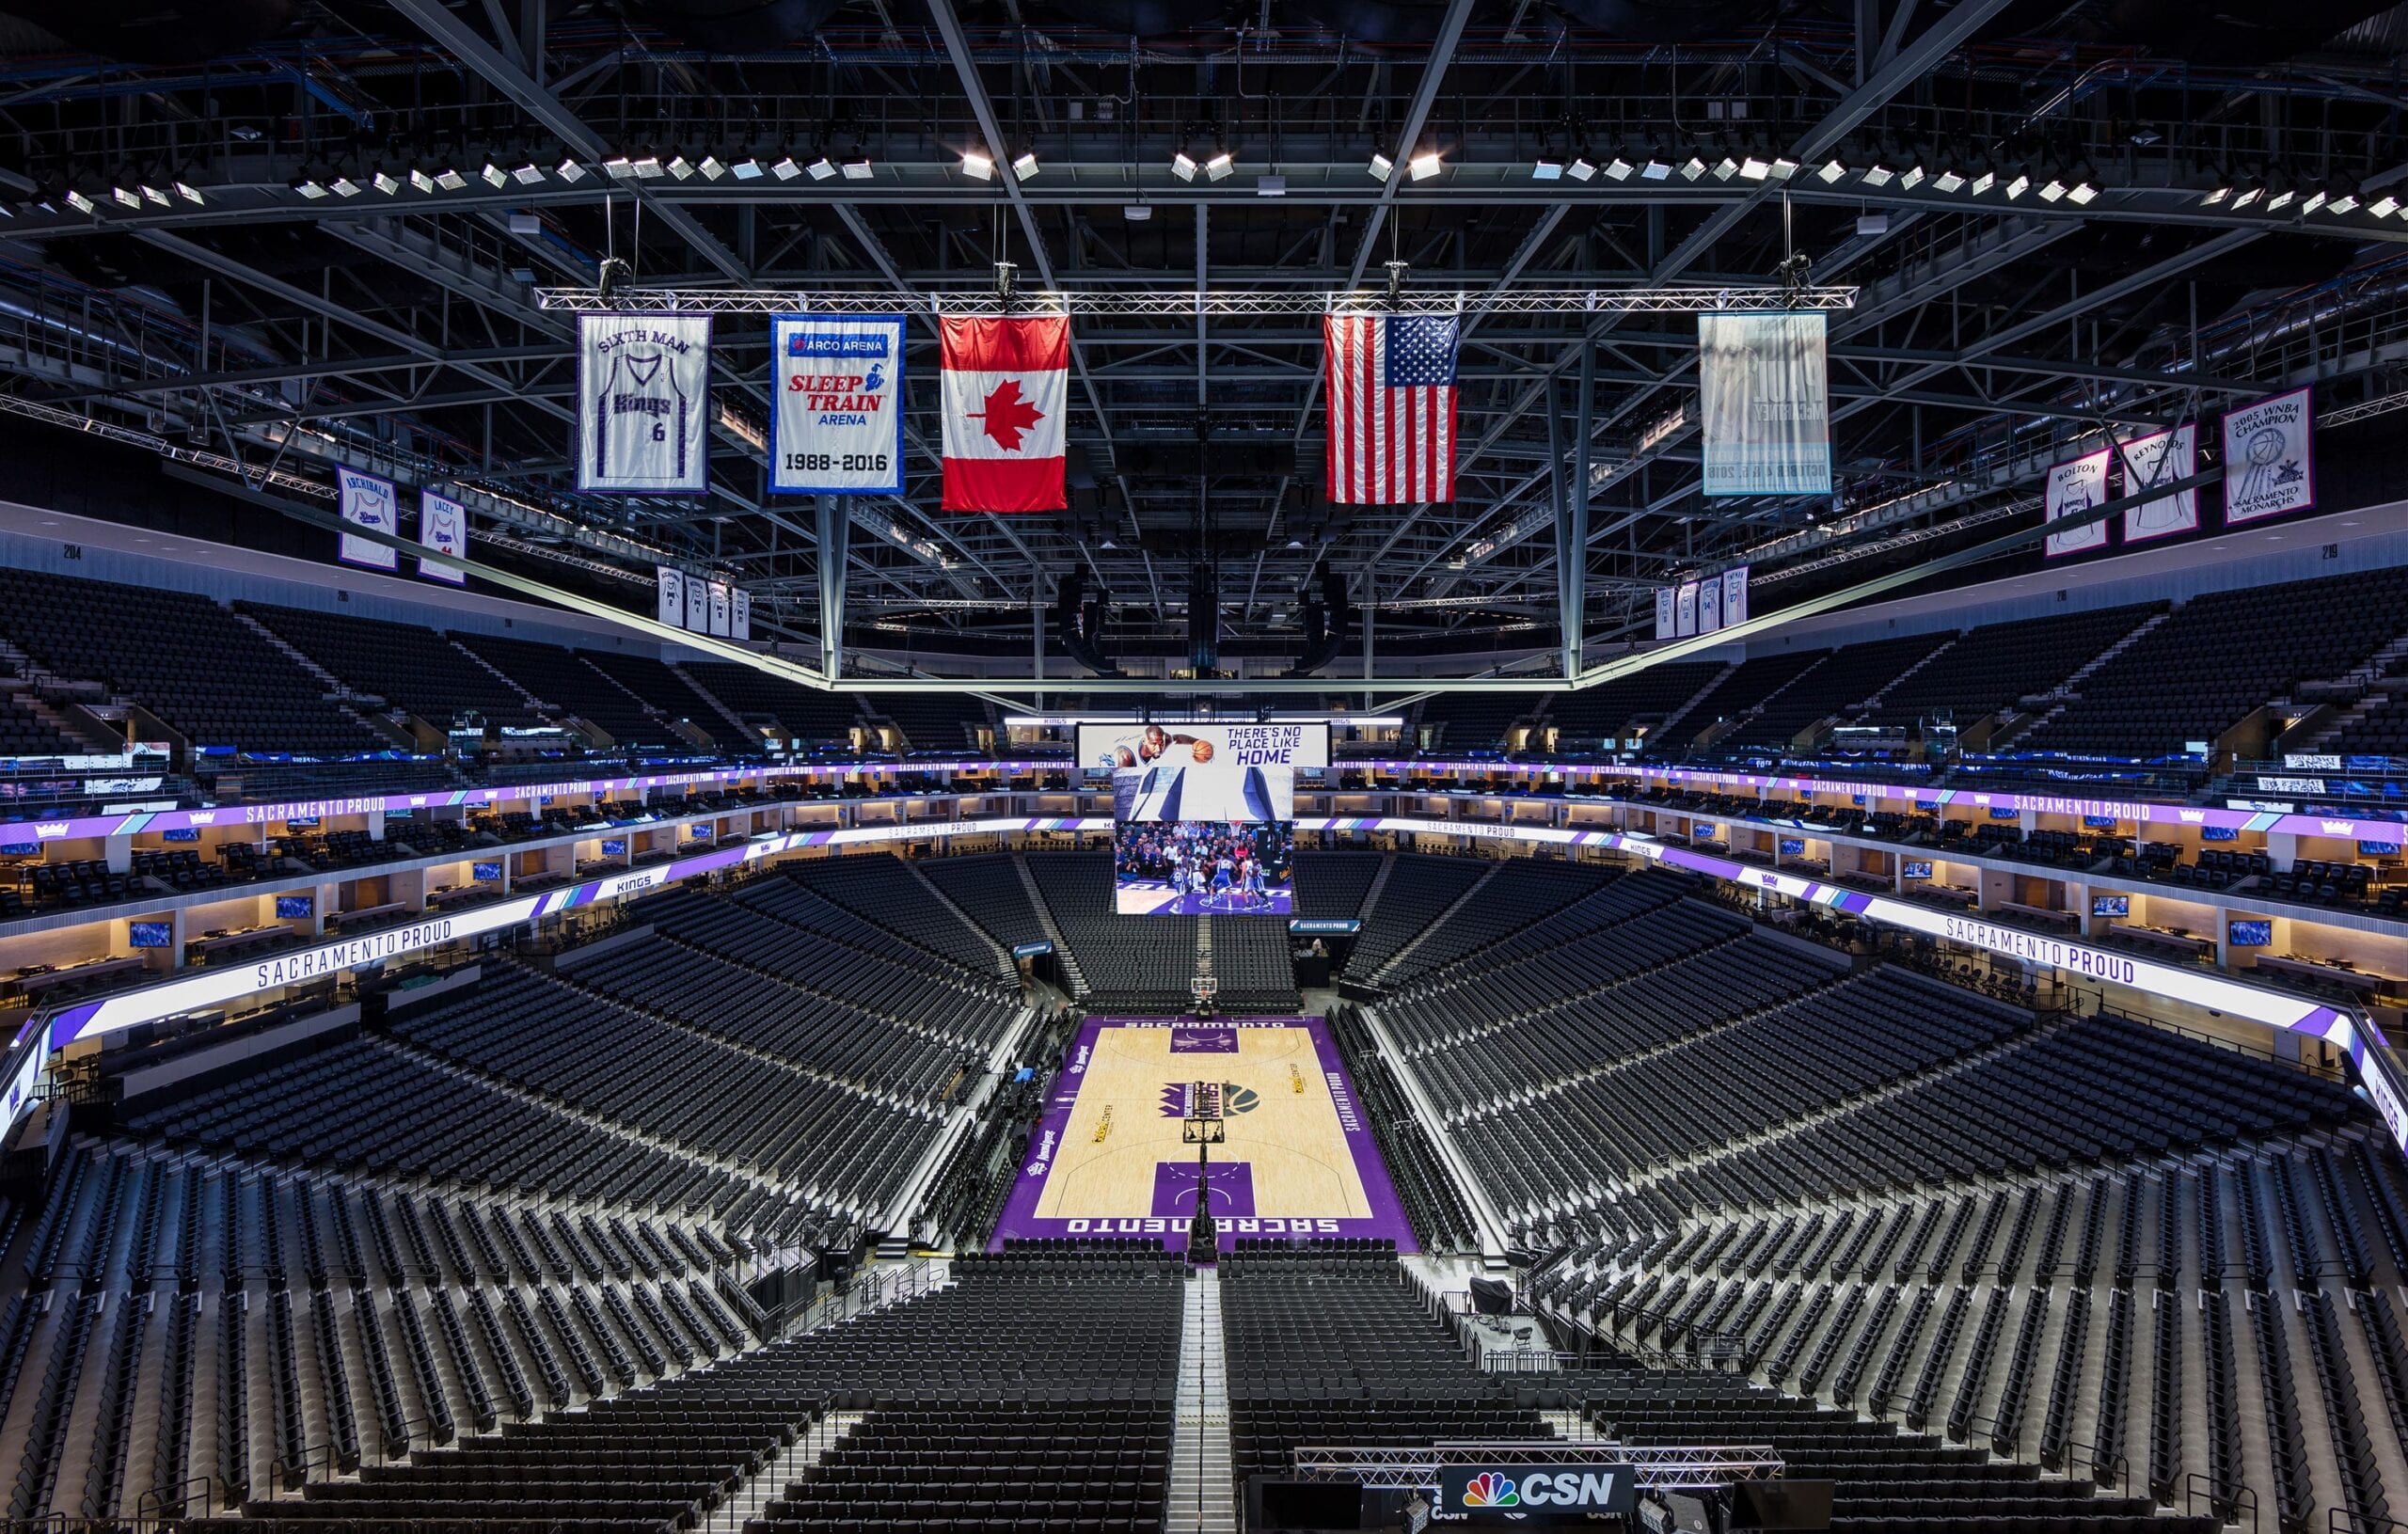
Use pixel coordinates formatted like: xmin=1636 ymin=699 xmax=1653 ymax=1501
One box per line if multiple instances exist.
xmin=1323 ymin=312 xmax=1459 ymax=504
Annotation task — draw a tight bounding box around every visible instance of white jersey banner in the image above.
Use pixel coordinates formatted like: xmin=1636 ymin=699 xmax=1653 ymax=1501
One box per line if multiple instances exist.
xmin=1655 ymin=587 xmax=1676 ymax=641
xmin=578 ymin=312 xmax=711 ymax=495
xmin=418 ymin=492 xmax=467 ymax=584
xmin=1675 ymin=579 xmax=1699 ymax=637
xmin=1721 ymin=565 xmax=1750 ymax=626
xmin=769 ymin=313 xmax=906 ymax=496
xmin=2222 ymin=387 xmax=2315 ymax=525
xmin=731 ymin=588 xmax=752 ymax=642
xmin=657 ymin=567 xmax=685 ymax=627
xmin=2044 ymin=447 xmax=2112 ymax=557
xmin=2118 ymin=423 xmax=2197 ymax=544
xmin=338 ymin=467 xmax=399 ymax=570
xmin=707 ymin=580 xmax=732 ymax=638
xmin=1698 ymin=311 xmax=1832 ymax=497
xmin=685 ymin=577 xmax=709 ymax=632
xmin=1697 ymin=575 xmax=1722 ymax=633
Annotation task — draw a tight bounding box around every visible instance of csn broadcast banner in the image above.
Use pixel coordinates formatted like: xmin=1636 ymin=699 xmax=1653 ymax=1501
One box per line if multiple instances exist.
xmin=769 ymin=312 xmax=907 ymax=496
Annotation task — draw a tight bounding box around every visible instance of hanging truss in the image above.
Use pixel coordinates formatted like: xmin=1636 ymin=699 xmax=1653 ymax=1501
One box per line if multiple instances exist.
xmin=1291 ymin=1442 xmax=1786 ymax=1493
xmin=533 ymin=285 xmax=1860 ymax=316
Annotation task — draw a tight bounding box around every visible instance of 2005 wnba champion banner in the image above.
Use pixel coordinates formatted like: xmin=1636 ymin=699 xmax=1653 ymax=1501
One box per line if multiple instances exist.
xmin=577 ymin=312 xmax=713 ymax=496
xmin=769 ymin=313 xmax=907 ymax=496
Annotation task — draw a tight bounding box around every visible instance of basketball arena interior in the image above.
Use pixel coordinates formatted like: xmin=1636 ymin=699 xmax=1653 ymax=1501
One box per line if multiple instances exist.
xmin=6 ymin=3 xmax=2408 ymax=1534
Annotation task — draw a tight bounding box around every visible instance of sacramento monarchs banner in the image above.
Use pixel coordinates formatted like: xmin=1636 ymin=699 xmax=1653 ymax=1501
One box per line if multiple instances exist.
xmin=2222 ymin=387 xmax=2315 ymax=525
xmin=769 ymin=312 xmax=906 ymax=496
xmin=578 ymin=312 xmax=712 ymax=496
xmin=1698 ymin=311 xmax=1832 ymax=497
xmin=2045 ymin=445 xmax=2112 ymax=557
xmin=337 ymin=467 xmax=399 ymax=570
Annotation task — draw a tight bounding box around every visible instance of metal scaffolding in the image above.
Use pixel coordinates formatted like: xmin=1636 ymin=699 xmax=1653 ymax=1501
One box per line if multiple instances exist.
xmin=534 ymin=285 xmax=1861 ymax=316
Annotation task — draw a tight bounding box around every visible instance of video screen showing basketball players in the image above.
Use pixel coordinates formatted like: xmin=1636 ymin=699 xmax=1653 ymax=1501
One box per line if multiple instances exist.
xmin=1081 ymin=721 xmax=1328 ymax=824
xmin=1113 ymin=820 xmax=1294 ymax=916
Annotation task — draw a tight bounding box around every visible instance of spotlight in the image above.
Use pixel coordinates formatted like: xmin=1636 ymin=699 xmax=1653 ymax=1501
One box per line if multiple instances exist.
xmin=174 ymin=181 xmax=203 ymax=203
xmin=807 ymin=157 xmax=837 ymax=181
xmin=2038 ymin=178 xmax=2067 ymax=201
xmin=1011 ymin=150 xmax=1039 ymax=180
xmin=293 ymin=178 xmax=328 ymax=198
xmin=1205 ymin=150 xmax=1232 ymax=181
xmin=2067 ymin=181 xmax=2098 ymax=205
xmin=373 ymin=171 xmax=403 ymax=195
xmin=2004 ymin=173 xmax=2031 ymax=198
xmin=410 ymin=168 xmax=437 ymax=193
xmin=2233 ymin=185 xmax=2262 ymax=209
xmin=1601 ymin=157 xmax=1631 ymax=181
xmin=731 ymin=158 xmax=764 ymax=180
xmin=140 ymin=184 xmax=168 ymax=205
xmin=2202 ymin=184 xmax=2230 ymax=205
xmin=481 ymin=162 xmax=510 ymax=187
xmin=773 ymin=156 xmax=803 ymax=181
xmin=2264 ymin=187 xmax=2295 ymax=211
xmin=1640 ymin=156 xmax=1672 ymax=180
xmin=435 ymin=166 xmax=467 ymax=190
xmin=1712 ymin=156 xmax=1738 ymax=180
xmin=1861 ymin=162 xmax=1893 ymax=187
xmin=1532 ymin=157 xmax=1563 ymax=181
xmin=1408 ymin=150 xmax=1441 ymax=181
xmin=1569 ymin=157 xmax=1599 ymax=182
xmin=842 ymin=159 xmax=874 ymax=181
xmin=330 ymin=177 xmax=359 ymax=197
xmin=962 ymin=150 xmax=995 ymax=181
xmin=2302 ymin=189 xmax=2326 ymax=213
xmin=1369 ymin=152 xmax=1394 ymax=181
xmin=1123 ymin=204 xmax=1152 ymax=220
xmin=557 ymin=157 xmax=588 ymax=182
xmin=1737 ymin=156 xmax=1769 ymax=181
xmin=110 ymin=185 xmax=139 ymax=208
xmin=1933 ymin=167 xmax=1966 ymax=193
xmin=514 ymin=162 xmax=546 ymax=184
xmin=65 ymin=189 xmax=93 ymax=213
xmin=1172 ymin=150 xmax=1198 ymax=182
xmin=666 ymin=155 xmax=696 ymax=180
xmin=1769 ymin=157 xmax=1798 ymax=180
xmin=605 ymin=155 xmax=635 ymax=178
xmin=1678 ymin=155 xmax=1707 ymax=180
xmin=631 ymin=155 xmax=662 ymax=178
xmin=2329 ymin=192 xmax=2359 ymax=213
xmin=1816 ymin=158 xmax=1847 ymax=182
xmin=1898 ymin=164 xmax=1925 ymax=189
xmin=2368 ymin=194 xmax=2397 ymax=216
xmin=698 ymin=155 xmax=727 ymax=180
xmin=1970 ymin=170 xmax=1996 ymax=194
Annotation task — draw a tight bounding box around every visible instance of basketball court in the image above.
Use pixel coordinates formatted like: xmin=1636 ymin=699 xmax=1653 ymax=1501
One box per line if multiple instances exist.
xmin=990 ymin=1016 xmax=1415 ymax=1253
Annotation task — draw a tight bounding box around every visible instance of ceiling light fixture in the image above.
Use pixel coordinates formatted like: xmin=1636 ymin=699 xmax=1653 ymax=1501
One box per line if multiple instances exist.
xmin=435 ymin=166 xmax=467 ymax=190
xmin=698 ymin=155 xmax=727 ymax=180
xmin=1600 ymin=157 xmax=1631 ymax=181
xmin=65 ymin=189 xmax=93 ymax=213
xmin=293 ymin=178 xmax=327 ymax=198
xmin=1678 ymin=155 xmax=1707 ymax=180
xmin=2066 ymin=180 xmax=2098 ymax=205
xmin=481 ymin=162 xmax=510 ymax=187
xmin=1409 ymin=150 xmax=1442 ymax=180
xmin=409 ymin=168 xmax=437 ymax=193
xmin=730 ymin=158 xmax=763 ymax=181
xmin=666 ymin=155 xmax=696 ymax=180
xmin=2233 ymin=185 xmax=2263 ymax=209
xmin=1640 ymin=156 xmax=1671 ymax=181
xmin=1861 ymin=162 xmax=1893 ymax=186
xmin=1531 ymin=157 xmax=1562 ymax=181
xmin=514 ymin=162 xmax=546 ymax=184
xmin=1369 ymin=151 xmax=1394 ymax=181
xmin=373 ymin=171 xmax=403 ymax=195
xmin=2004 ymin=173 xmax=2031 ymax=198
xmin=1172 ymin=150 xmax=1198 ymax=182
xmin=807 ymin=157 xmax=837 ymax=181
xmin=329 ymin=177 xmax=359 ymax=197
xmin=2329 ymin=192 xmax=2359 ymax=213
xmin=556 ymin=157 xmax=587 ymax=182
xmin=842 ymin=159 xmax=873 ymax=181
xmin=1011 ymin=150 xmax=1040 ymax=180
xmin=962 ymin=150 xmax=995 ymax=181
xmin=772 ymin=156 xmax=802 ymax=181
xmin=1816 ymin=158 xmax=1847 ymax=182
xmin=174 ymin=181 xmax=203 ymax=203
xmin=1205 ymin=150 xmax=1233 ymax=182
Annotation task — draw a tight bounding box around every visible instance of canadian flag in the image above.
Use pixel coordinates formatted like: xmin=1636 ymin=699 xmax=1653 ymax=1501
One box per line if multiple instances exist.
xmin=941 ymin=315 xmax=1069 ymax=513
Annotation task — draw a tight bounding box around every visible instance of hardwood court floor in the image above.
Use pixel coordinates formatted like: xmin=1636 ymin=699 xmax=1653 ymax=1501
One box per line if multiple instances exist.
xmin=1032 ymin=1022 xmax=1376 ymax=1225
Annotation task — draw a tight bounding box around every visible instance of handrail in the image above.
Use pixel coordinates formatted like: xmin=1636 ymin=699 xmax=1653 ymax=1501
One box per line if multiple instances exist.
xmin=134 ymin=1471 xmax=217 ymax=1519
xmin=2185 ymin=1471 xmax=2259 ymax=1534
xmin=2061 ymin=1436 xmax=2127 ymax=1491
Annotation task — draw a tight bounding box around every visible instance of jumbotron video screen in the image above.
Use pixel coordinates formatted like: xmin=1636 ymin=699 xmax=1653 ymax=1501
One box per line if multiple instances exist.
xmin=1080 ymin=722 xmax=1327 ymax=916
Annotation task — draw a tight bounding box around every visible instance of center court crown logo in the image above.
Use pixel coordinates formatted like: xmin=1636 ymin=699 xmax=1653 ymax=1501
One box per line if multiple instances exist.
xmin=1157 ymin=1082 xmax=1260 ymax=1118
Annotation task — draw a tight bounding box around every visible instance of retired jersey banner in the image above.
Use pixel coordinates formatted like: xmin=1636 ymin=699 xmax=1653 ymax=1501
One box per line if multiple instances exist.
xmin=578 ymin=312 xmax=711 ymax=496
xmin=2118 ymin=423 xmax=2197 ymax=544
xmin=707 ymin=579 xmax=732 ymax=638
xmin=685 ymin=577 xmax=709 ymax=632
xmin=731 ymin=587 xmax=751 ymax=642
xmin=1698 ymin=311 xmax=1832 ymax=497
xmin=1675 ymin=578 xmax=1699 ymax=637
xmin=2045 ymin=446 xmax=2112 ymax=557
xmin=657 ymin=567 xmax=685 ymax=627
xmin=1697 ymin=575 xmax=1722 ymax=633
xmin=769 ymin=313 xmax=905 ymax=496
xmin=337 ymin=467 xmax=399 ymax=570
xmin=941 ymin=315 xmax=1068 ymax=512
xmin=418 ymin=492 xmax=467 ymax=584
xmin=2223 ymin=387 xmax=2314 ymax=524
xmin=1655 ymin=587 xmax=1676 ymax=641
xmin=1721 ymin=564 xmax=1751 ymax=625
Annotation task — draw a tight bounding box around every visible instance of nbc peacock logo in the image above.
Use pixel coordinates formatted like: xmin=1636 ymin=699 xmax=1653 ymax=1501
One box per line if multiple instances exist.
xmin=1460 ymin=1473 xmax=1519 ymax=1509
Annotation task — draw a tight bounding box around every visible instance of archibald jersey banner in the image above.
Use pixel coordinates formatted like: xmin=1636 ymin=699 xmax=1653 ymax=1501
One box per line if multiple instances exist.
xmin=337 ymin=467 xmax=399 ymax=570
xmin=418 ymin=491 xmax=467 ymax=585
xmin=1698 ymin=311 xmax=1832 ymax=497
xmin=2044 ymin=446 xmax=2111 ymax=557
xmin=769 ymin=313 xmax=906 ymax=496
xmin=2222 ymin=387 xmax=2315 ymax=525
xmin=2118 ymin=422 xmax=2197 ymax=544
xmin=578 ymin=312 xmax=711 ymax=496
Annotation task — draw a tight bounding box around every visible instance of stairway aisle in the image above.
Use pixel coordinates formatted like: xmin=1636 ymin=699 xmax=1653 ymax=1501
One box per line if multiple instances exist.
xmin=1168 ymin=1270 xmax=1235 ymax=1534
